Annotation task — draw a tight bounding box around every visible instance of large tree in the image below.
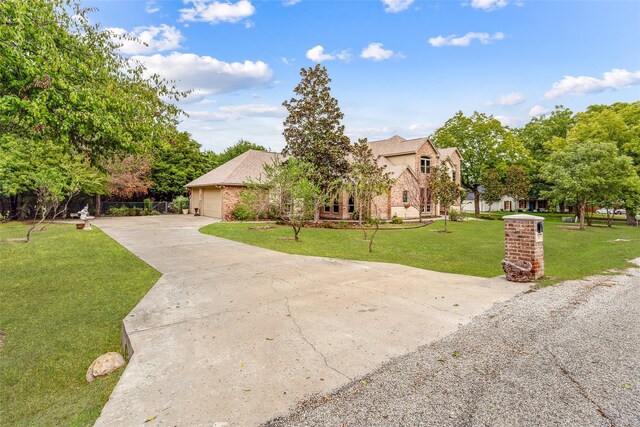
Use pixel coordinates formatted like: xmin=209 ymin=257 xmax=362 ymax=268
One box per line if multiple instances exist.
xmin=429 ymin=165 xmax=464 ymax=232
xmin=282 ymin=65 xmax=351 ymax=219
xmin=432 ymin=111 xmax=526 ymax=215
xmin=541 ymin=142 xmax=638 ymax=230
xmin=480 ymin=169 xmax=503 ymax=212
xmin=504 ymin=165 xmax=531 ymax=212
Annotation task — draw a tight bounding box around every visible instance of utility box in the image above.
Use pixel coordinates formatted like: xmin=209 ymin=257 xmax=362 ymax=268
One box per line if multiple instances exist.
xmin=502 ymin=214 xmax=544 ymax=282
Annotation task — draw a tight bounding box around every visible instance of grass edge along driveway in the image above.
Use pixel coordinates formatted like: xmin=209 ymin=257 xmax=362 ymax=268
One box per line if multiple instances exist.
xmin=200 ymin=219 xmax=640 ymax=285
xmin=0 ymin=223 xmax=160 ymax=426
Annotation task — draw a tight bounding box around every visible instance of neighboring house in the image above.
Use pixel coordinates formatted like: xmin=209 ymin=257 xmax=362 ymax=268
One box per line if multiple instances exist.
xmin=461 ymin=188 xmax=551 ymax=213
xmin=186 ymin=136 xmax=463 ymax=220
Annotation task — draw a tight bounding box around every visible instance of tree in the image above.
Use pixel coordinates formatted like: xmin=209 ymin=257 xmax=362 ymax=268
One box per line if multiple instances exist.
xmin=338 ymin=138 xmax=393 ymax=251
xmin=429 ymin=165 xmax=464 ymax=232
xmin=481 ymin=169 xmax=503 ymax=212
xmin=0 ymin=0 xmax=183 ymax=163
xmin=105 ymin=155 xmax=153 ymax=200
xmin=541 ymin=142 xmax=638 ymax=230
xmin=246 ymin=158 xmax=319 ymax=241
xmin=504 ymin=166 xmax=531 ymax=212
xmin=282 ymin=65 xmax=351 ymax=220
xmin=432 ymin=111 xmax=527 ymax=215
xmin=215 ymin=139 xmax=265 ymax=167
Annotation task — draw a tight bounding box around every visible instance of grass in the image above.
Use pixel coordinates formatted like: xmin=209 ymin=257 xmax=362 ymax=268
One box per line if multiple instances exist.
xmin=201 ymin=219 xmax=640 ymax=284
xmin=0 ymin=223 xmax=160 ymax=426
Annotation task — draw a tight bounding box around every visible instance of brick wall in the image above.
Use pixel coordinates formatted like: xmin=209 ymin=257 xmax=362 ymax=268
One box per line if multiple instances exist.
xmin=221 ymin=186 xmax=243 ymax=221
xmin=504 ymin=217 xmax=544 ymax=279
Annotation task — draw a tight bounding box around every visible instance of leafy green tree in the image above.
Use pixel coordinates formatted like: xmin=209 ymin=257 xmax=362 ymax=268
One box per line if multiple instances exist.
xmin=0 ymin=0 xmax=183 ymax=161
xmin=149 ymin=131 xmax=218 ymax=200
xmin=481 ymin=169 xmax=504 ymax=212
xmin=504 ymin=166 xmax=531 ymax=212
xmin=541 ymin=142 xmax=638 ymax=230
xmin=282 ymin=64 xmax=351 ymax=219
xmin=429 ymin=165 xmax=465 ymax=232
xmin=432 ymin=111 xmax=526 ymax=215
xmin=338 ymin=138 xmax=393 ymax=250
xmin=215 ymin=139 xmax=265 ymax=168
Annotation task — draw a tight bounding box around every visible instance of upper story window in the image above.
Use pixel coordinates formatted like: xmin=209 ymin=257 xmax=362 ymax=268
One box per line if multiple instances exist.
xmin=420 ymin=156 xmax=431 ymax=174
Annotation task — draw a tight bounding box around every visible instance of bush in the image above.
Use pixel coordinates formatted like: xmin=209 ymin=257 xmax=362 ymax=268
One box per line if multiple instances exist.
xmin=107 ymin=206 xmax=158 ymax=217
xmin=143 ymin=198 xmax=152 ymax=212
xmin=232 ymin=204 xmax=255 ymax=221
xmin=173 ymin=196 xmax=189 ymax=212
xmin=390 ymin=215 xmax=403 ymax=224
xmin=448 ymin=209 xmax=465 ymax=222
xmin=275 ymin=219 xmax=287 ymax=226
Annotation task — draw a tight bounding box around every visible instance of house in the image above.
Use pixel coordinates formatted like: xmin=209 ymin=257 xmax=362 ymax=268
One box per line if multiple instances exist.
xmin=186 ymin=136 xmax=462 ymax=220
xmin=461 ymin=187 xmax=551 ymax=213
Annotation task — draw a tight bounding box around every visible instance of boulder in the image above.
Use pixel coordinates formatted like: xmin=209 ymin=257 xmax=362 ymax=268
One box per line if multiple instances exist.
xmin=86 ymin=352 xmax=126 ymax=383
xmin=502 ymin=259 xmax=534 ymax=283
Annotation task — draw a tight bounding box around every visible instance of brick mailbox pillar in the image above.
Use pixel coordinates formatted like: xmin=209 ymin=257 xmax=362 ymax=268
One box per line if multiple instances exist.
xmin=502 ymin=214 xmax=544 ymax=282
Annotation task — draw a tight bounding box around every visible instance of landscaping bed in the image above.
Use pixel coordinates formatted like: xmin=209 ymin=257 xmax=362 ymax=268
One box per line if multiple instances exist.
xmin=0 ymin=223 xmax=160 ymax=426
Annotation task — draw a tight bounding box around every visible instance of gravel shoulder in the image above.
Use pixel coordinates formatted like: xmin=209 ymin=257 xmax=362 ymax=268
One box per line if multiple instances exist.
xmin=266 ymin=261 xmax=640 ymax=427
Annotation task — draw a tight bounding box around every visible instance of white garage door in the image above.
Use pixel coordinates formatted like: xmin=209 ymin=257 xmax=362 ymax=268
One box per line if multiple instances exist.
xmin=202 ymin=188 xmax=222 ymax=218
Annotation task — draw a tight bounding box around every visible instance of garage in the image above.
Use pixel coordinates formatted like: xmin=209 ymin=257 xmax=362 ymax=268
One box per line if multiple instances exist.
xmin=202 ymin=188 xmax=222 ymax=218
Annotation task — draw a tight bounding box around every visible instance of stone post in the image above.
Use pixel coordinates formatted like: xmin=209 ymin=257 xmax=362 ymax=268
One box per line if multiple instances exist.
xmin=502 ymin=214 xmax=544 ymax=282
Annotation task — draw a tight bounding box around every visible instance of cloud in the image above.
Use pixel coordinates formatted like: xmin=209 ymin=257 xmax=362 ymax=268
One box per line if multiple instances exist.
xmin=107 ymin=25 xmax=184 ymax=55
xmin=132 ymin=52 xmax=273 ymax=97
xmin=381 ymin=0 xmax=414 ymax=13
xmin=543 ymin=68 xmax=640 ymax=99
xmin=494 ymin=115 xmax=521 ymax=127
xmin=188 ymin=104 xmax=285 ymax=122
xmin=489 ymin=92 xmax=525 ymax=106
xmin=360 ymin=43 xmax=403 ymax=61
xmin=179 ymin=0 xmax=255 ymax=24
xmin=428 ymin=32 xmax=505 ymax=47
xmin=283 ymin=0 xmax=301 ymax=5
xmin=469 ymin=0 xmax=508 ymax=11
xmin=529 ymin=105 xmax=550 ymax=117
xmin=408 ymin=123 xmax=437 ymax=133
xmin=306 ymin=45 xmax=351 ymax=63
xmin=145 ymin=0 xmax=160 ymax=13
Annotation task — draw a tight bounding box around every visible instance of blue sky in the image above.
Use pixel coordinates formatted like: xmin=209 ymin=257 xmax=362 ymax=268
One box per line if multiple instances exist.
xmin=88 ymin=0 xmax=640 ymax=152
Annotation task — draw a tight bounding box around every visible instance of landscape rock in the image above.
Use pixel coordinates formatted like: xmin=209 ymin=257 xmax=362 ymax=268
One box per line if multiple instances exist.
xmin=86 ymin=352 xmax=126 ymax=383
xmin=501 ymin=259 xmax=534 ymax=282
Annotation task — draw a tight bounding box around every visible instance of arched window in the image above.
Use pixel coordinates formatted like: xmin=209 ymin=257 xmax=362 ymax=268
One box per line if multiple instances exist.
xmin=420 ymin=156 xmax=431 ymax=174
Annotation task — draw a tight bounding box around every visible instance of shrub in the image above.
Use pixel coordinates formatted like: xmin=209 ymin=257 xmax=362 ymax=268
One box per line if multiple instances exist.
xmin=143 ymin=198 xmax=152 ymax=212
xmin=275 ymin=219 xmax=287 ymax=225
xmin=448 ymin=209 xmax=465 ymax=222
xmin=390 ymin=215 xmax=403 ymax=224
xmin=232 ymin=204 xmax=255 ymax=221
xmin=173 ymin=196 xmax=189 ymax=212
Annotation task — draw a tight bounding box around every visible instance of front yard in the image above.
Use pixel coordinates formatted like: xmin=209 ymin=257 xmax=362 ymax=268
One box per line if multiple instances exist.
xmin=0 ymin=223 xmax=160 ymax=426
xmin=201 ymin=219 xmax=640 ymax=284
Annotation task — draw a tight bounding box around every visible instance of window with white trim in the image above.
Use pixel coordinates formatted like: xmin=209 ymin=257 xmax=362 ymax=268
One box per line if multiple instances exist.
xmin=420 ymin=156 xmax=431 ymax=174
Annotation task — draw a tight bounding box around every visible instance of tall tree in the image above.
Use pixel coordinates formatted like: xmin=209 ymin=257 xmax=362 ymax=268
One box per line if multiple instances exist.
xmin=541 ymin=142 xmax=638 ymax=230
xmin=215 ymin=139 xmax=265 ymax=167
xmin=432 ymin=111 xmax=526 ymax=215
xmin=282 ymin=65 xmax=351 ymax=219
xmin=429 ymin=165 xmax=464 ymax=232
xmin=504 ymin=166 xmax=531 ymax=212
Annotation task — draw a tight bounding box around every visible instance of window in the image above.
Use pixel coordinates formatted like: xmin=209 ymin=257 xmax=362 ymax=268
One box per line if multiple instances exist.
xmin=324 ymin=204 xmax=330 ymax=213
xmin=333 ymin=199 xmax=340 ymax=213
xmin=452 ymin=169 xmax=457 ymax=182
xmin=402 ymin=191 xmax=408 ymax=204
xmin=421 ymin=188 xmax=432 ymax=213
xmin=420 ymin=156 xmax=431 ymax=174
xmin=348 ymin=196 xmax=355 ymax=213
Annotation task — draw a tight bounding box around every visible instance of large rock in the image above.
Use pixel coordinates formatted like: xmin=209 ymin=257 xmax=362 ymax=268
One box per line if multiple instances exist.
xmin=502 ymin=259 xmax=534 ymax=283
xmin=86 ymin=352 xmax=126 ymax=383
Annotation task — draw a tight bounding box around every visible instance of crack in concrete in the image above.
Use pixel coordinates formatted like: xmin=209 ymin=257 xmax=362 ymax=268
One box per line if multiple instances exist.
xmin=269 ymin=280 xmax=352 ymax=382
xmin=546 ymin=347 xmax=614 ymax=426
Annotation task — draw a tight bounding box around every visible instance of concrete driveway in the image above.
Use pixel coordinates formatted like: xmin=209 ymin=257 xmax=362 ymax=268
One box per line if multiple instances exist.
xmin=94 ymin=215 xmax=523 ymax=426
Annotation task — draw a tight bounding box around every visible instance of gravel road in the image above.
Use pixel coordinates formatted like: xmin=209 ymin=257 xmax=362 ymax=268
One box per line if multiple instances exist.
xmin=265 ymin=262 xmax=640 ymax=427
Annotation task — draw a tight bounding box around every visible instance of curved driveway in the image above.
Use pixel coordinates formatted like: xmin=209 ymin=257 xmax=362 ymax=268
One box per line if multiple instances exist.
xmin=94 ymin=215 xmax=522 ymax=426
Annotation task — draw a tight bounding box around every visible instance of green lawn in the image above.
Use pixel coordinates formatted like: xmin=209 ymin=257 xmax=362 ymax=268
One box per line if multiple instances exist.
xmin=0 ymin=223 xmax=160 ymax=426
xmin=201 ymin=220 xmax=640 ymax=284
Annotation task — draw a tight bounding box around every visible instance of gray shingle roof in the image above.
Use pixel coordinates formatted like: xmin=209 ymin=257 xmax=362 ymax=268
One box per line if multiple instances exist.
xmin=185 ymin=150 xmax=280 ymax=187
xmin=367 ymin=135 xmax=430 ymax=157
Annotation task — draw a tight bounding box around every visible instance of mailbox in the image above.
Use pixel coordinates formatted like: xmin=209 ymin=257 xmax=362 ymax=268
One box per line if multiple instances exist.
xmin=536 ymin=220 xmax=543 ymax=242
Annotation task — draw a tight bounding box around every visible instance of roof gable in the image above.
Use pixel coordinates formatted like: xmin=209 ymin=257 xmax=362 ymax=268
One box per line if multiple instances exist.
xmin=186 ymin=150 xmax=279 ymax=187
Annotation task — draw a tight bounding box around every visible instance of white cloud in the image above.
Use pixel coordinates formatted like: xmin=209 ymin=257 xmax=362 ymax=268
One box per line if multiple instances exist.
xmin=107 ymin=25 xmax=184 ymax=55
xmin=360 ymin=43 xmax=403 ymax=61
xmin=543 ymin=68 xmax=640 ymax=99
xmin=470 ymin=0 xmax=508 ymax=11
xmin=489 ymin=92 xmax=525 ymax=106
xmin=529 ymin=105 xmax=550 ymax=117
xmin=306 ymin=45 xmax=351 ymax=63
xmin=283 ymin=0 xmax=301 ymax=5
xmin=180 ymin=0 xmax=255 ymax=24
xmin=145 ymin=0 xmax=160 ymax=13
xmin=382 ymin=0 xmax=414 ymax=13
xmin=188 ymin=104 xmax=285 ymax=122
xmin=428 ymin=32 xmax=505 ymax=47
xmin=132 ymin=52 xmax=273 ymax=97
xmin=494 ymin=115 xmax=521 ymax=127
xmin=408 ymin=123 xmax=436 ymax=133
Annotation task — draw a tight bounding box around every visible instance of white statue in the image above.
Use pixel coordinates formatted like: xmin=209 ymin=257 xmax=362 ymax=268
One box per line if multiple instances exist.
xmin=78 ymin=205 xmax=90 ymax=221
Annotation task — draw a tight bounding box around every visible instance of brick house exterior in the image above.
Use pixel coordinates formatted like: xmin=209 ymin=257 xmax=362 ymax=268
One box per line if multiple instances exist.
xmin=186 ymin=136 xmax=462 ymax=220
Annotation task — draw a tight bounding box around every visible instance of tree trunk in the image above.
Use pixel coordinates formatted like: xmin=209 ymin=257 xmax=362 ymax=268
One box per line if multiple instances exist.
xmin=444 ymin=212 xmax=448 ymax=232
xmin=95 ymin=194 xmax=102 ymax=217
xmin=473 ymin=186 xmax=480 ymax=216
xmin=626 ymin=211 xmax=637 ymax=226
xmin=578 ymin=201 xmax=586 ymax=230
xmin=10 ymin=195 xmax=18 ymax=218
